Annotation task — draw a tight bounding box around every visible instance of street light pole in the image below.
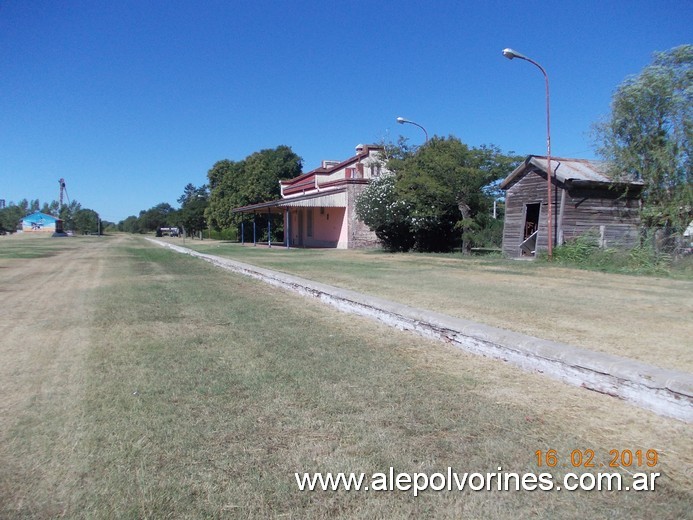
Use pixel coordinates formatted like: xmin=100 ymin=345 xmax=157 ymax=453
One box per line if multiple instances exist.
xmin=502 ymin=47 xmax=553 ymax=259
xmin=396 ymin=116 xmax=429 ymax=143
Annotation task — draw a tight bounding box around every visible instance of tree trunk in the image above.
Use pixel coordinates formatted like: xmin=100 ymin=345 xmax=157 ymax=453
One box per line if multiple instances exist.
xmin=458 ymin=201 xmax=471 ymax=254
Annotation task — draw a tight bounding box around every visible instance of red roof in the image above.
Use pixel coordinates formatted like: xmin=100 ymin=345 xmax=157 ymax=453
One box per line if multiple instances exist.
xmin=282 ymin=172 xmax=316 ymax=195
xmin=280 ymin=144 xmax=382 ymax=188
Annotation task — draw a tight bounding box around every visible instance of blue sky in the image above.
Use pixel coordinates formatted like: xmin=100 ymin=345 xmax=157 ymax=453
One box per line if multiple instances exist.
xmin=1 ymin=1 xmax=690 ymax=223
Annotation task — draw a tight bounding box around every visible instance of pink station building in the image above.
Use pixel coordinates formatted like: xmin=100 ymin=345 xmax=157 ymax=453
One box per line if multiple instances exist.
xmin=233 ymin=144 xmax=386 ymax=248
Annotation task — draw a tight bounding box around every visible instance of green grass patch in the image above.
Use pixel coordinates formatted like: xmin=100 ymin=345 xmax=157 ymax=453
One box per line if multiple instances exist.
xmin=0 ymin=235 xmax=78 ymax=259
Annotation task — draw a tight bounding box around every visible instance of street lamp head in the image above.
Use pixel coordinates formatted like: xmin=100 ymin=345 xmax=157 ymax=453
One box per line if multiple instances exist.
xmin=502 ymin=47 xmax=527 ymax=60
xmin=395 ymin=116 xmax=428 ymax=143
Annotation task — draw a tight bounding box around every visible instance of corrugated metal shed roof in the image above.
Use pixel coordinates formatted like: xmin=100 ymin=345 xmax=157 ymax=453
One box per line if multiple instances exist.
xmin=500 ymin=156 xmax=644 ymax=189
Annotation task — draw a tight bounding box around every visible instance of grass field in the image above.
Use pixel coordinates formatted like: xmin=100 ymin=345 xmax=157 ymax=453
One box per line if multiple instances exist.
xmin=1 ymin=234 xmax=691 ymax=518
xmin=159 ymin=237 xmax=693 ymax=373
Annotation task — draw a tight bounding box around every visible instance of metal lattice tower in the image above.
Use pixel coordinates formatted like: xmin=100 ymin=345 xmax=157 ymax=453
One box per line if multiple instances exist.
xmin=58 ymin=178 xmax=70 ymax=212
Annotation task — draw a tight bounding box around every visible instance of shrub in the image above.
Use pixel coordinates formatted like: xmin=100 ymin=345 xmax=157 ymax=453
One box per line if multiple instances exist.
xmin=355 ymin=174 xmax=415 ymax=252
xmin=208 ymin=228 xmax=238 ymax=241
xmin=548 ymin=230 xmax=673 ymax=276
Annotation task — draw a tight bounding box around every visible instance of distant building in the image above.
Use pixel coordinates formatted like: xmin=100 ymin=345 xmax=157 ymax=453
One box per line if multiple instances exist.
xmin=500 ymin=156 xmax=643 ymax=257
xmin=233 ymin=144 xmax=386 ymax=248
xmin=21 ymin=212 xmax=63 ymax=234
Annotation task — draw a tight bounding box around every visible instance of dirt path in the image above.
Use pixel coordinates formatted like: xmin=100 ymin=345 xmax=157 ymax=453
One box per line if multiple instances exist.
xmin=0 ymin=236 xmax=120 ymax=513
xmin=0 ymin=238 xmax=113 ymax=419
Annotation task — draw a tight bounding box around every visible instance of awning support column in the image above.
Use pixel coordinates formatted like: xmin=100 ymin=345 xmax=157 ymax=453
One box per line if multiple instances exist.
xmin=267 ymin=207 xmax=272 ymax=248
xmin=285 ymin=208 xmax=290 ymax=249
xmin=241 ymin=221 xmax=244 ymax=245
xmin=253 ymin=212 xmax=257 ymax=246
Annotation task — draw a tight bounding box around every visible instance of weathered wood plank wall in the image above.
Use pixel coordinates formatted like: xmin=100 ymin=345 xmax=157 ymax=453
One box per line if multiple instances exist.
xmin=559 ymin=188 xmax=641 ymax=248
xmin=502 ymin=171 xmax=641 ymax=257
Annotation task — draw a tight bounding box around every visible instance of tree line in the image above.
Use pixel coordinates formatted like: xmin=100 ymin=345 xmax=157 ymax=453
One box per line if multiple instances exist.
xmin=0 ymin=198 xmax=107 ymax=235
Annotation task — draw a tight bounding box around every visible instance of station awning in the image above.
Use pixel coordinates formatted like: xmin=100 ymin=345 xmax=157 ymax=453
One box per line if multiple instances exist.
xmin=232 ymin=188 xmax=347 ymax=213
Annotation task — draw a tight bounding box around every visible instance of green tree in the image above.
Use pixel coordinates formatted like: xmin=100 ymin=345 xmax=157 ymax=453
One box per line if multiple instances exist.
xmin=0 ymin=204 xmax=24 ymax=234
xmin=205 ymin=146 xmax=302 ymax=231
xmin=177 ymin=183 xmax=209 ymax=237
xmin=100 ymin=220 xmax=116 ymax=233
xmin=593 ymin=44 xmax=692 ymax=236
xmin=357 ymin=136 xmax=519 ymax=252
xmin=73 ymin=209 xmax=99 ymax=234
xmin=15 ymin=199 xmax=29 ymax=214
xmin=138 ymin=203 xmax=177 ymax=233
xmin=205 ymin=160 xmax=243 ymax=230
xmin=242 ymin=146 xmax=302 ymax=202
xmin=41 ymin=200 xmax=59 ymax=216
xmin=119 ymin=215 xmax=142 ymax=233
xmin=59 ymin=200 xmax=82 ymax=231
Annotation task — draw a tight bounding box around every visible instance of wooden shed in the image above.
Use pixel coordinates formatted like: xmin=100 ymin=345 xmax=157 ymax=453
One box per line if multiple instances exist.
xmin=500 ymin=156 xmax=643 ymax=258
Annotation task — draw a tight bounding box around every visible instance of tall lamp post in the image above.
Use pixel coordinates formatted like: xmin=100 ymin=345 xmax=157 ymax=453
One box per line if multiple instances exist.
xmin=396 ymin=116 xmax=429 ymax=143
xmin=502 ymin=47 xmax=553 ymax=259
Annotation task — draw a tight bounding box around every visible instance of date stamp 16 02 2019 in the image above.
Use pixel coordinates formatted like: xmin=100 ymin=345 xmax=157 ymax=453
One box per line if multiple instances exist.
xmin=535 ymin=449 xmax=659 ymax=469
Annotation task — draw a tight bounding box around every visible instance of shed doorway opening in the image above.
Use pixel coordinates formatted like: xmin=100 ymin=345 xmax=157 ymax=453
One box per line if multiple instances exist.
xmin=521 ymin=203 xmax=541 ymax=256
